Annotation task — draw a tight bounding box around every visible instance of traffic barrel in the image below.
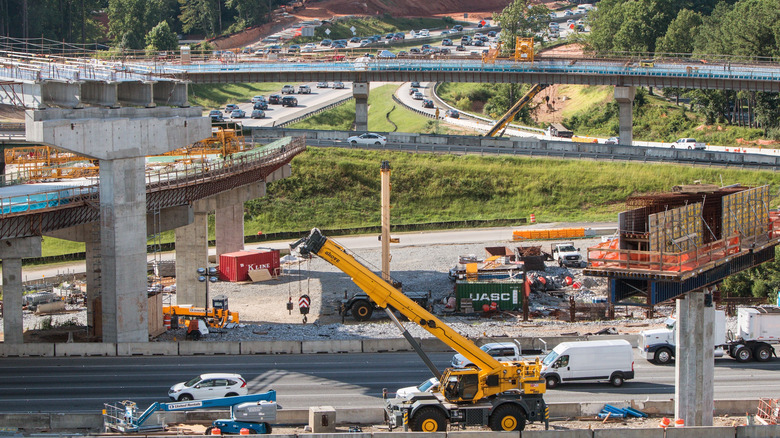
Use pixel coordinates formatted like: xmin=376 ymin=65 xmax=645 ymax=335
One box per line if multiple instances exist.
xmin=658 ymin=417 xmax=671 ymax=429
xmin=163 ymin=314 xmax=171 ymax=330
xmin=530 ymin=213 xmax=536 ymax=223
xmin=239 ymin=428 xmax=251 ymax=435
xmin=211 ymin=428 xmax=222 ymax=435
xmin=674 ymin=418 xmax=685 ymax=427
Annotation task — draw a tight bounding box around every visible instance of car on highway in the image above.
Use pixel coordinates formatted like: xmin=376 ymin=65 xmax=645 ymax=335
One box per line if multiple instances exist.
xmin=410 ymin=81 xmax=421 ymax=88
xmin=440 ymin=48 xmax=451 ymax=55
xmin=394 ymin=32 xmax=405 ymax=39
xmin=422 ymin=99 xmax=434 ymax=108
xmin=473 ymin=40 xmax=484 ymax=47
xmin=253 ymin=100 xmax=268 ymax=110
xmin=386 ymin=33 xmax=395 ymax=39
xmin=281 ymin=85 xmax=295 ymax=94
xmin=349 ymin=36 xmax=361 ymax=43
xmin=251 ymin=95 xmax=265 ymax=103
xmin=408 ymin=87 xmax=419 ymax=95
xmin=397 ymin=51 xmax=408 ymax=57
xmin=347 ymin=133 xmax=387 ymax=146
xmin=333 ymin=43 xmax=346 ymax=49
xmin=208 ymin=109 xmax=224 ymax=122
xmin=396 ymin=377 xmax=440 ymax=398
xmin=281 ymin=96 xmax=298 ymax=107
xmin=413 ymin=91 xmax=424 ymax=100
xmin=288 ymin=44 xmax=300 ymax=53
xmin=359 ymin=39 xmax=372 ymax=47
xmin=168 ymin=373 xmax=248 ymax=401
xmin=316 ymin=81 xmax=328 ymax=88
xmin=421 ymin=44 xmax=432 ymax=51
xmin=230 ymin=109 xmax=246 ymax=118
xmin=298 ymin=85 xmax=311 ymax=94
xmin=452 ymin=25 xmax=463 ymax=32
xmin=445 ymin=109 xmax=460 ymax=118
xmin=605 ymin=136 xmax=619 ymax=144
xmin=442 ymin=38 xmax=452 ymax=46
xmin=456 ymin=44 xmax=466 ymax=51
xmin=251 ymin=109 xmax=266 ymax=119
xmin=320 ymin=39 xmax=332 ymax=46
xmin=268 ymin=94 xmax=282 ymax=104
xmin=409 ymin=48 xmax=421 ymax=54
xmin=333 ymin=82 xmax=346 ymax=89
xmin=487 ymin=30 xmax=497 ymax=37
xmin=224 ymin=103 xmax=239 ymax=113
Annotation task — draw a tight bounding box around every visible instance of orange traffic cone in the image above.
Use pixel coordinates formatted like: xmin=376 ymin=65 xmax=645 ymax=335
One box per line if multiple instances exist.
xmin=211 ymin=428 xmax=221 ymax=435
xmin=239 ymin=428 xmax=251 ymax=435
xmin=658 ymin=417 xmax=671 ymax=429
xmin=530 ymin=213 xmax=536 ymax=224
xmin=674 ymin=418 xmax=685 ymax=427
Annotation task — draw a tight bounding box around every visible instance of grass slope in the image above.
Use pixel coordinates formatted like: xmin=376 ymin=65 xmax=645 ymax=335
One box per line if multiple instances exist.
xmin=189 ymin=83 xmax=286 ymax=110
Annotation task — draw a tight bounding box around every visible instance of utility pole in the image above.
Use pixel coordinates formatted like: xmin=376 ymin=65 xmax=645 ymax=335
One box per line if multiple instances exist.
xmin=380 ymin=160 xmax=391 ymax=281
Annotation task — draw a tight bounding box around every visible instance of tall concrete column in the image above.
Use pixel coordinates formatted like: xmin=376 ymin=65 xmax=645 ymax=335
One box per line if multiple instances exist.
xmin=353 ymin=82 xmax=369 ymax=132
xmin=675 ymin=291 xmax=714 ymax=426
xmin=99 ymin=156 xmax=149 ymax=343
xmin=0 ymin=236 xmax=42 ymax=344
xmin=614 ymin=86 xmax=635 ymax=146
xmin=215 ymin=201 xmax=245 ymax=258
xmin=84 ymin=223 xmax=101 ymax=337
xmin=175 ymin=209 xmax=209 ymax=307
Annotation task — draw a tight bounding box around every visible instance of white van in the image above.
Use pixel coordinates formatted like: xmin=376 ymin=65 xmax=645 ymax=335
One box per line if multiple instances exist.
xmin=540 ymin=340 xmax=634 ymax=388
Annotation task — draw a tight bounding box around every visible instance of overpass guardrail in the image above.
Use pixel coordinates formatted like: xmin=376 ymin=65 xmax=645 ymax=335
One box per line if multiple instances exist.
xmin=251 ymin=128 xmax=780 ymax=170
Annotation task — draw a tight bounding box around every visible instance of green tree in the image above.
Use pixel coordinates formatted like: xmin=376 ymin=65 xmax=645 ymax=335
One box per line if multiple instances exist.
xmin=588 ymin=0 xmax=681 ymax=54
xmin=179 ymin=0 xmax=221 ymax=36
xmin=108 ymin=0 xmax=167 ymax=49
xmin=493 ymin=0 xmax=548 ymax=55
xmin=145 ymin=20 xmax=178 ymax=51
xmin=655 ymin=9 xmax=703 ymax=55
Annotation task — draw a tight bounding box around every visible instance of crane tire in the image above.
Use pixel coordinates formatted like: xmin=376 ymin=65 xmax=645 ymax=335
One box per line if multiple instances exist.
xmin=351 ymin=300 xmax=373 ymax=321
xmin=410 ymin=407 xmax=447 ymax=432
xmin=489 ymin=404 xmax=526 ymax=431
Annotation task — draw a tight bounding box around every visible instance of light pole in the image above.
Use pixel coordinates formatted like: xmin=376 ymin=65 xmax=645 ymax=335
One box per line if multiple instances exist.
xmin=197 ymin=267 xmax=218 ymax=314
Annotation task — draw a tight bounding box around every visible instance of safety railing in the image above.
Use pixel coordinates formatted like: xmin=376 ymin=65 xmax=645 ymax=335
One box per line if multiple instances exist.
xmin=0 ymin=185 xmax=98 ymax=216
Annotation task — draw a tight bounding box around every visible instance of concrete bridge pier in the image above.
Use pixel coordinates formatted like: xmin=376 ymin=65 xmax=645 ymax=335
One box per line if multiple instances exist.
xmin=675 ymin=290 xmax=715 ymax=426
xmin=26 ymin=107 xmax=210 ymax=342
xmin=0 ymin=237 xmax=42 ymax=344
xmin=175 ymin=206 xmax=209 ymax=307
xmin=353 ymin=82 xmax=369 ymax=132
xmin=614 ymin=86 xmax=635 ymax=145
xmin=215 ymin=192 xmax=248 ymax=258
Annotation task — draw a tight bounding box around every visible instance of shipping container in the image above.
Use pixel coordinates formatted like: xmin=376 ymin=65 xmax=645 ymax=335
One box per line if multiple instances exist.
xmin=219 ymin=250 xmax=280 ymax=282
xmin=455 ymin=280 xmax=525 ymax=311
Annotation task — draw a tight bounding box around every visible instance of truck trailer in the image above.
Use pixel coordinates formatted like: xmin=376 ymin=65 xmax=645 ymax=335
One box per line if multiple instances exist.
xmin=639 ymin=306 xmax=780 ymax=364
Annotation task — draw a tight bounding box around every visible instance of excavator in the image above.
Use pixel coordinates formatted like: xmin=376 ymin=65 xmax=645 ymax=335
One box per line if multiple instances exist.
xmin=290 ymin=229 xmax=548 ymax=432
xmin=485 ymin=83 xmax=548 ymax=137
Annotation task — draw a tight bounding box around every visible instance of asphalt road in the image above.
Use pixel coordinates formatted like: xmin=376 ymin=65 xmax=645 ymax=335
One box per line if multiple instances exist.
xmin=1 ymin=350 xmax=778 ymax=414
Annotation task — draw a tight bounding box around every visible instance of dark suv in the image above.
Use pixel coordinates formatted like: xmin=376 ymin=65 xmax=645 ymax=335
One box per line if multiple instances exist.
xmin=268 ymin=94 xmax=282 ymax=104
xmin=281 ymin=96 xmax=298 ymax=107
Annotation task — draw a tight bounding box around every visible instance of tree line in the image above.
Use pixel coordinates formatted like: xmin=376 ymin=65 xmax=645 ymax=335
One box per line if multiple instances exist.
xmin=0 ymin=0 xmax=283 ymax=50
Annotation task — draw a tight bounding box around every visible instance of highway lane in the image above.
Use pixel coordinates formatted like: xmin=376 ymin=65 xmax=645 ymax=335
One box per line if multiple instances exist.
xmin=1 ymin=350 xmax=778 ymax=414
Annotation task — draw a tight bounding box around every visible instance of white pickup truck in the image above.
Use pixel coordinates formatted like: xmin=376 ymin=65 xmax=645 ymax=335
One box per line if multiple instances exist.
xmin=671 ymin=138 xmax=706 ymax=150
xmin=551 ymin=242 xmax=585 ymax=268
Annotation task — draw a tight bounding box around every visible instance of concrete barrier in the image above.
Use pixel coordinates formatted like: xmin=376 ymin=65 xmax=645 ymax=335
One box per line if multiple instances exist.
xmin=241 ymin=341 xmax=302 ymax=355
xmin=419 ymin=337 xmax=451 ymax=352
xmin=713 ymin=399 xmax=756 ymax=416
xmin=593 ymin=429 xmax=663 ymax=437
xmin=736 ymin=425 xmax=780 ymax=437
xmin=522 ymin=430 xmax=591 ymax=438
xmin=54 ymin=342 xmax=116 ymax=357
xmin=361 ymin=338 xmax=413 ymax=353
xmin=0 ymin=413 xmax=50 ymax=429
xmin=278 ymin=409 xmax=308 ymax=425
xmin=49 ymin=413 xmax=103 ymax=430
xmin=335 ymin=408 xmax=384 ymax=424
xmin=549 ymin=403 xmax=583 ymax=418
xmin=117 ymin=342 xmax=177 ymax=356
xmin=0 ymin=342 xmax=54 ymax=357
xmin=374 ymin=433 xmax=446 ymax=438
xmin=302 ymin=340 xmax=362 ymax=354
xmin=666 ymin=427 xmax=735 ymax=438
xmin=449 ymin=432 xmax=519 ymax=438
xmin=178 ymin=341 xmax=240 ymax=355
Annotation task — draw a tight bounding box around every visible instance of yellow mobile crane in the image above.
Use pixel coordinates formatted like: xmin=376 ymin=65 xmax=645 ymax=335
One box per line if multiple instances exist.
xmin=290 ymin=229 xmax=548 ymax=432
xmin=485 ymin=83 xmax=548 ymax=137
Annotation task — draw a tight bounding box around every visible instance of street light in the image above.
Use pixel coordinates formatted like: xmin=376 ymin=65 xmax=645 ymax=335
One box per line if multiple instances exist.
xmin=197 ymin=267 xmax=218 ymax=314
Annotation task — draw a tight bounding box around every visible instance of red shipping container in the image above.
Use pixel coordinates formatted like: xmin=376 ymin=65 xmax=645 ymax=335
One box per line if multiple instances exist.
xmin=219 ymin=249 xmax=280 ymax=282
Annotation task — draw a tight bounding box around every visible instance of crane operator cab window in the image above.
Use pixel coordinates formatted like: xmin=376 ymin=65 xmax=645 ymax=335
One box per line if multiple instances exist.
xmin=445 ymin=374 xmax=479 ymax=401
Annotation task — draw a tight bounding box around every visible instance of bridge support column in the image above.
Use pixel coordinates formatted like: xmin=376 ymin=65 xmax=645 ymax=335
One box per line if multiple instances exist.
xmin=99 ymin=156 xmax=149 ymax=343
xmin=154 ymin=82 xmax=190 ymax=108
xmin=215 ymin=187 xmax=256 ymax=257
xmin=0 ymin=237 xmax=42 ymax=344
xmin=175 ymin=208 xmax=209 ymax=307
xmin=675 ymin=290 xmax=714 ymax=426
xmin=84 ymin=223 xmax=101 ymax=337
xmin=614 ymin=86 xmax=635 ymax=145
xmin=353 ymin=82 xmax=369 ymax=132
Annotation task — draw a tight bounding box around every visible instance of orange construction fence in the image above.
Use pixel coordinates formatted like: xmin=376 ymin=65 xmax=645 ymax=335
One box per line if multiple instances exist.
xmin=513 ymin=228 xmax=585 ymax=241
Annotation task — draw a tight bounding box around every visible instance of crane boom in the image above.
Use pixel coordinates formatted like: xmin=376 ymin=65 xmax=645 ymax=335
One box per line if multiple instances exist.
xmin=291 ymin=229 xmax=546 ymax=407
xmin=486 ymin=84 xmax=548 ymax=137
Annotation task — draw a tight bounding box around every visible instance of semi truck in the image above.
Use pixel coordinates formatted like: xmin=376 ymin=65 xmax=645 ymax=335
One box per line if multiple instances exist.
xmin=291 ymin=229 xmax=548 ymax=432
xmin=638 ymin=306 xmax=780 ymax=364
